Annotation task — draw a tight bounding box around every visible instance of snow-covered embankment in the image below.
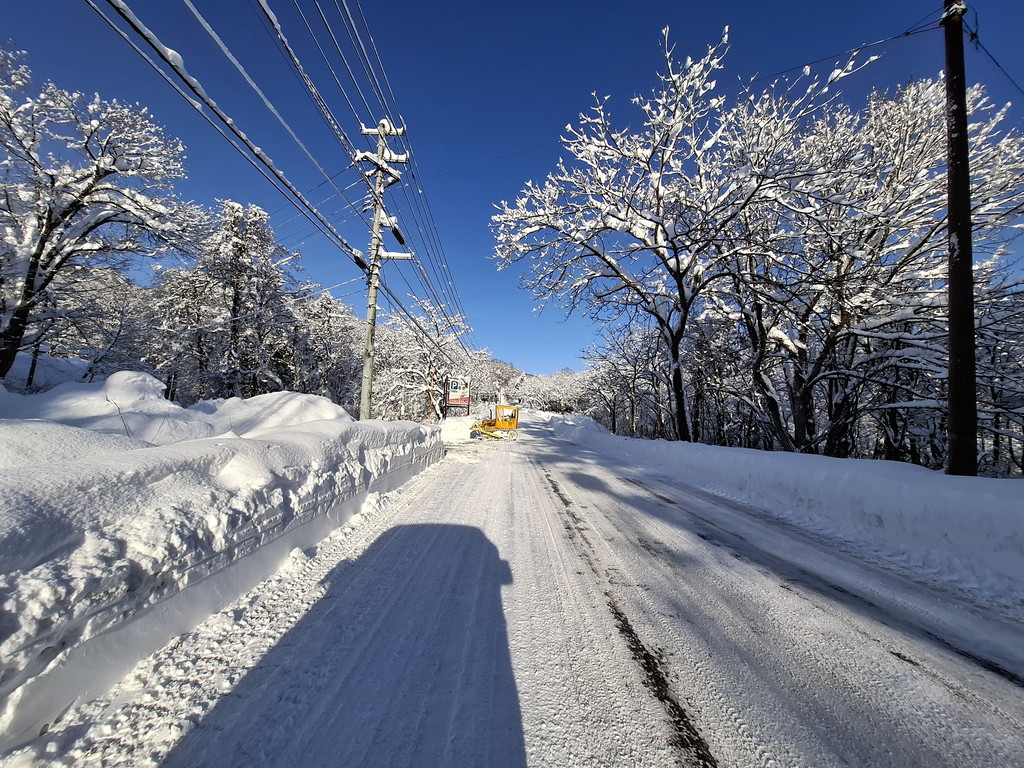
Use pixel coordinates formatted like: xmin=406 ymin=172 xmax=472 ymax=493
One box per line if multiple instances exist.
xmin=545 ymin=412 xmax=1024 ymax=613
xmin=0 ymin=373 xmax=442 ymax=747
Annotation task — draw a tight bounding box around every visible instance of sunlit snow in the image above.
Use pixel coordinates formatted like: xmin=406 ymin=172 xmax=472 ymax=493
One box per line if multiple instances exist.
xmin=0 ymin=372 xmax=441 ymax=745
xmin=0 ymin=371 xmax=1021 ymax=760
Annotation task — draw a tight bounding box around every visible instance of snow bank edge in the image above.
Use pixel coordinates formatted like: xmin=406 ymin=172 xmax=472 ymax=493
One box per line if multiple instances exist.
xmin=548 ymin=415 xmax=1024 ymax=606
xmin=0 ymin=421 xmax=443 ymax=749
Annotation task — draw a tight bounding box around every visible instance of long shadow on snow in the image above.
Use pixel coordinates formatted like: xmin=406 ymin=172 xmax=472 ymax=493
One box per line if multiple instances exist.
xmin=529 ymin=436 xmax=1024 ymax=688
xmin=161 ymin=524 xmax=525 ymax=768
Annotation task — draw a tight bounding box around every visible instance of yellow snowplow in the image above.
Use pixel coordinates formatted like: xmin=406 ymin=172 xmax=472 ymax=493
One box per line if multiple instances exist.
xmin=471 ymin=405 xmax=519 ymax=441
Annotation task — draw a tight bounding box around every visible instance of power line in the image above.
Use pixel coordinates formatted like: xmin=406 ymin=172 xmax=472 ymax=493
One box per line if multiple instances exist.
xmin=333 ymin=0 xmax=479 ymax=350
xmin=964 ymin=14 xmax=1024 ymax=99
xmin=84 ymin=0 xmax=367 ymax=272
xmin=426 ymin=140 xmax=560 ymax=181
xmin=273 ymin=0 xmax=477 ymax=361
xmin=255 ymin=0 xmax=477 ymax=357
xmin=92 ymin=0 xmax=369 ymax=273
xmin=105 ymin=1 xmax=477 ymax=372
xmin=182 ymin=0 xmax=365 ymax=229
xmin=746 ymin=19 xmax=943 ymax=89
xmin=91 ymin=0 xmax=488 ymax=369
xmin=312 ymin=0 xmax=481 ymax=357
xmin=271 ymin=177 xmax=364 ymax=234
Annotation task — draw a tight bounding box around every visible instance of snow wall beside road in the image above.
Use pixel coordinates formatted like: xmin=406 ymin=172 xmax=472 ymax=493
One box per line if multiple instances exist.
xmin=0 ymin=373 xmax=443 ymax=746
xmin=546 ymin=413 xmax=1024 ymax=612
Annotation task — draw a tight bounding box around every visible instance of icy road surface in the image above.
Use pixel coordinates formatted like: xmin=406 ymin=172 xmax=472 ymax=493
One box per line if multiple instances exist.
xmin=10 ymin=419 xmax=1024 ymax=767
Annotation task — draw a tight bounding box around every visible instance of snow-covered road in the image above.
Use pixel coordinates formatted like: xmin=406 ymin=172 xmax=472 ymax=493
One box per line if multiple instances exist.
xmin=528 ymin=426 xmax=1024 ymax=766
xmin=6 ymin=417 xmax=1024 ymax=767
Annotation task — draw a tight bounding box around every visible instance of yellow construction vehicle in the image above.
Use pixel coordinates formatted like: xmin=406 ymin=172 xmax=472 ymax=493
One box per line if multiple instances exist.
xmin=470 ymin=404 xmax=519 ymax=441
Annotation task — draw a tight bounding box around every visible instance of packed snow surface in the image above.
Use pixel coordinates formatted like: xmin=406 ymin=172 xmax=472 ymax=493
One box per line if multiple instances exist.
xmin=0 ymin=373 xmax=441 ymax=745
xmin=0 ymin=383 xmax=1022 ymax=765
xmin=547 ymin=413 xmax=1024 ymax=610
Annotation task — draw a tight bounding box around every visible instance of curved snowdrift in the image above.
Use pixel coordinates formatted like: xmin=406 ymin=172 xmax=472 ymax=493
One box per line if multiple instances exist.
xmin=0 ymin=373 xmax=442 ymax=745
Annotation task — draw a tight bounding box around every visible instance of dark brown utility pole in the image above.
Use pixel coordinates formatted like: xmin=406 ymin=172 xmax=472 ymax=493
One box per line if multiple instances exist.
xmin=942 ymin=0 xmax=978 ymax=476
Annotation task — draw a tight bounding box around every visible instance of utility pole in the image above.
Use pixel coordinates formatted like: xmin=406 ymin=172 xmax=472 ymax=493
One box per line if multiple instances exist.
xmin=942 ymin=1 xmax=978 ymax=475
xmin=358 ymin=118 xmax=410 ymax=420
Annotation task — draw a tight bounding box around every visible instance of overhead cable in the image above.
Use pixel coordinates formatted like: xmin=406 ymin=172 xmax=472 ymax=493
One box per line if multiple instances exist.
xmin=95 ymin=0 xmax=369 ymax=271
xmin=181 ymin=0 xmax=366 ymax=228
xmin=964 ymin=14 xmax=1024 ymax=99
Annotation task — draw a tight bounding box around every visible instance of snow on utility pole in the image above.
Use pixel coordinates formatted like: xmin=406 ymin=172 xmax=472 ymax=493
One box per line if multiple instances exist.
xmin=942 ymin=1 xmax=978 ymax=475
xmin=357 ymin=118 xmax=411 ymax=420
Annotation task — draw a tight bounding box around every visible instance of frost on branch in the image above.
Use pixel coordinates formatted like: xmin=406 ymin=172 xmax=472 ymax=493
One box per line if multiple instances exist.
xmin=0 ymin=48 xmax=202 ymax=379
xmin=491 ymin=29 xmax=1024 ymax=469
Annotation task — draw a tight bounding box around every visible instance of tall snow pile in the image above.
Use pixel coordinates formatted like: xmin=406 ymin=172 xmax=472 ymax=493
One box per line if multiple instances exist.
xmin=543 ymin=412 xmax=1024 ymax=613
xmin=0 ymin=373 xmax=442 ymax=742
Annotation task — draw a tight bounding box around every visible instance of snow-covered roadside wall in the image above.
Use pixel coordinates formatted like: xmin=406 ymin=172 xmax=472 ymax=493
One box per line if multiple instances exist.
xmin=543 ymin=412 xmax=1024 ymax=613
xmin=0 ymin=373 xmax=442 ymax=744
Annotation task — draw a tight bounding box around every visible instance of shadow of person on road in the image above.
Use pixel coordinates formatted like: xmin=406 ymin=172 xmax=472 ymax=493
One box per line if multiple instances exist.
xmin=161 ymin=524 xmax=525 ymax=768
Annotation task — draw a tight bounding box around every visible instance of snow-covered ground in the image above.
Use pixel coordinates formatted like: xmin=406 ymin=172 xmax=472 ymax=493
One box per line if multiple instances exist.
xmin=0 ymin=375 xmax=1022 ymax=765
xmin=545 ymin=412 xmax=1024 ymax=614
xmin=0 ymin=372 xmax=441 ymax=748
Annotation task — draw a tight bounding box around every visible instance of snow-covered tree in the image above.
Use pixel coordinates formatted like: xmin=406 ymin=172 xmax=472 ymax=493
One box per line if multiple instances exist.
xmin=0 ymin=49 xmax=202 ymax=379
xmin=142 ymin=263 xmax=220 ymax=403
xmin=289 ymin=289 xmax=363 ymax=410
xmin=143 ymin=202 xmax=303 ymax=403
xmin=200 ymin=201 xmax=300 ymax=398
xmin=516 ymin=368 xmax=589 ymax=414
xmin=495 ymin=29 xmax=1024 ymax=472
xmin=462 ymin=357 xmax=523 ymax=407
xmin=972 ymin=259 xmax=1024 ymax=474
xmin=713 ymin=77 xmax=1024 ymax=457
xmin=584 ymin=324 xmax=667 ymax=437
xmin=36 ymin=266 xmax=149 ymax=383
xmin=493 ymin=30 xmax=864 ymax=442
xmin=373 ymin=300 xmax=473 ymax=421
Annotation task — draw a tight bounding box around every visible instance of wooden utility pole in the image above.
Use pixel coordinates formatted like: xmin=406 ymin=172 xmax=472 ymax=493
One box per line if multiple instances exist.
xmin=942 ymin=1 xmax=978 ymax=475
xmin=358 ymin=118 xmax=410 ymax=420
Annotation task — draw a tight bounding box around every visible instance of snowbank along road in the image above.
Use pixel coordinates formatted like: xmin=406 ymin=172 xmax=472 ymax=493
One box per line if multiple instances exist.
xmin=5 ymin=415 xmax=1024 ymax=767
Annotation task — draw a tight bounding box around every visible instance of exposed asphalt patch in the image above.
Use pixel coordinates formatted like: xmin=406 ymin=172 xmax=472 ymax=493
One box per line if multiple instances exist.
xmin=535 ymin=458 xmax=720 ymax=767
xmin=606 ymin=593 xmax=719 ymax=768
xmin=828 ymin=583 xmax=880 ymax=611
xmin=543 ymin=470 xmax=575 ymax=510
xmin=890 ymin=650 xmax=921 ymax=667
xmin=636 ymin=537 xmax=660 ymax=556
xmin=922 ymin=630 xmax=1024 ymax=689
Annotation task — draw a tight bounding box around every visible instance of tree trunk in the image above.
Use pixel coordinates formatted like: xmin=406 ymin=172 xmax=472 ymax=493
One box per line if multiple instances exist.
xmin=823 ymin=395 xmax=857 ymax=459
xmin=669 ymin=364 xmax=691 ymax=442
xmin=790 ymin=357 xmax=816 ymax=452
xmin=753 ymin=367 xmax=796 ymax=452
xmin=26 ymin=341 xmax=42 ymax=389
xmin=0 ymin=302 xmax=33 ymax=379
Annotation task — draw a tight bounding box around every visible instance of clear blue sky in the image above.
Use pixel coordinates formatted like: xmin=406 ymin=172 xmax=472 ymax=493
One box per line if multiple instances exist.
xmin=5 ymin=1 xmax=1023 ymax=375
